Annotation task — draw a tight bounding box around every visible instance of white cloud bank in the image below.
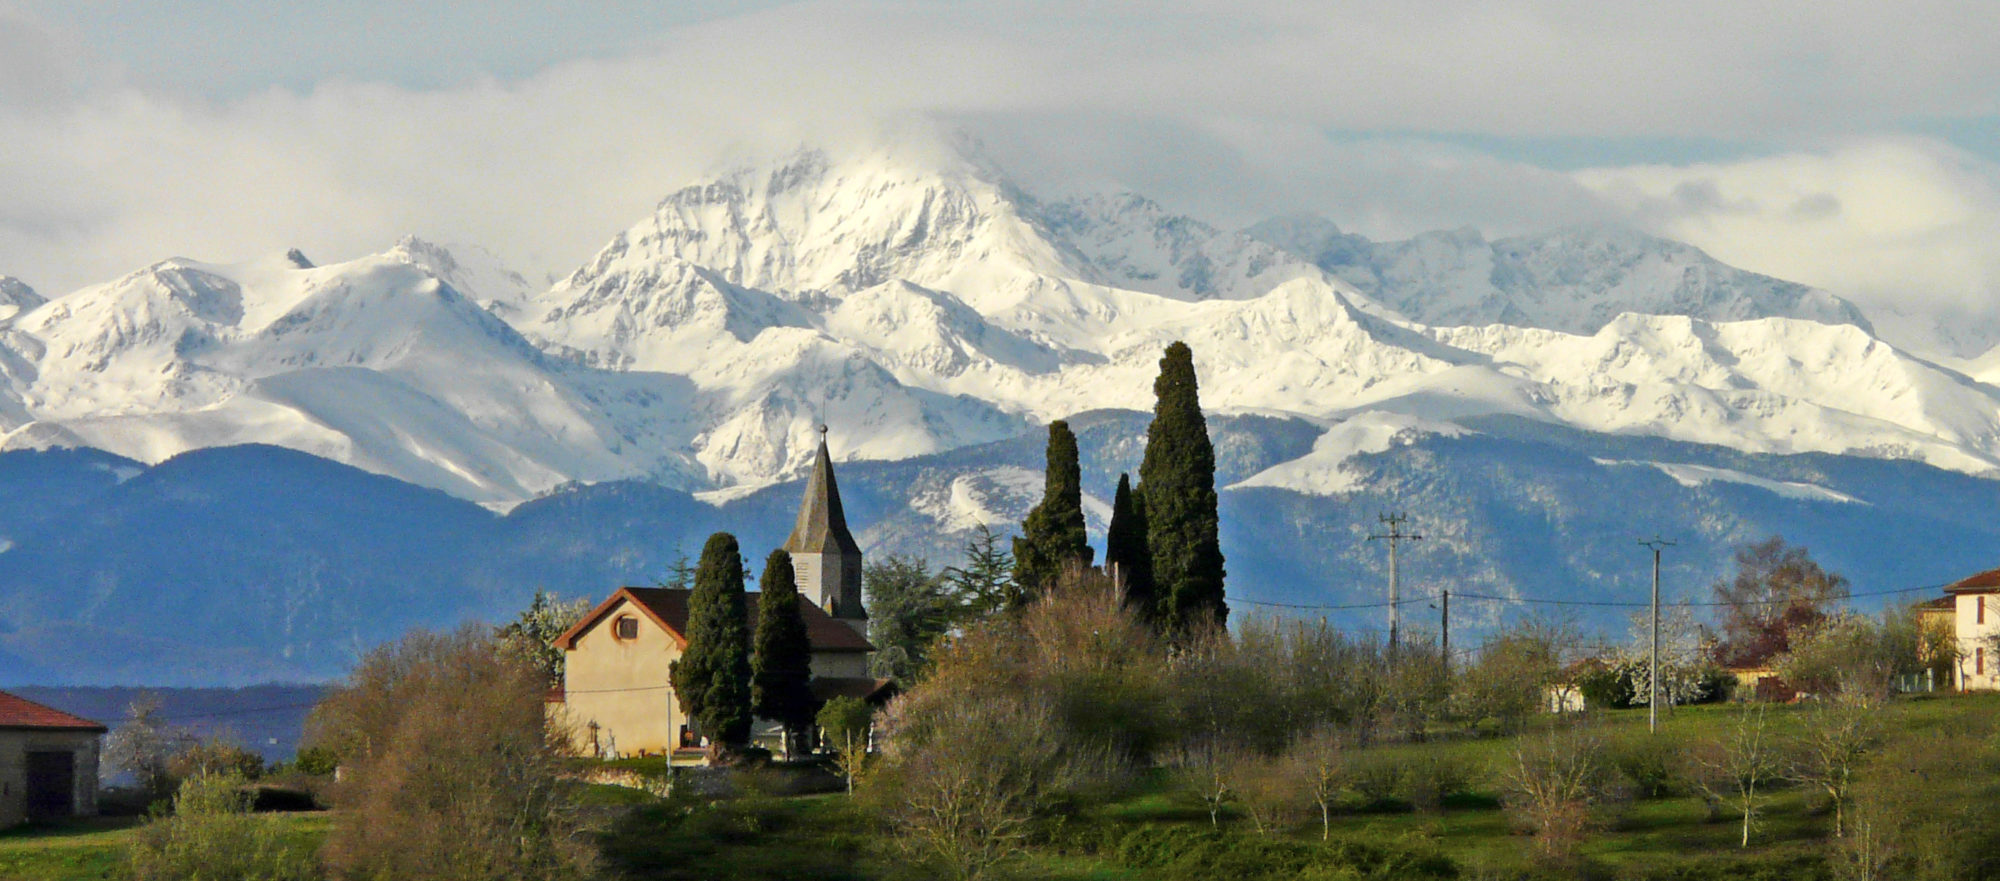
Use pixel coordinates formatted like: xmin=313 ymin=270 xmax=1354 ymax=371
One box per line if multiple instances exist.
xmin=1577 ymin=139 xmax=2000 ymax=355
xmin=1 ymin=0 xmax=1997 ymax=356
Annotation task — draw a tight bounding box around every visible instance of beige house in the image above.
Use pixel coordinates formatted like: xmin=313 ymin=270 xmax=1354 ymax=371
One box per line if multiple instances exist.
xmin=551 ymin=434 xmax=889 ymax=758
xmin=1943 ymin=567 xmax=2000 ymax=691
xmin=0 ymin=691 xmax=105 ymax=828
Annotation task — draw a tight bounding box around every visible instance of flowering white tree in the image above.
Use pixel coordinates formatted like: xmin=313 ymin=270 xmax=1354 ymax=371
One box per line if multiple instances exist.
xmin=1623 ymin=605 xmax=1709 ymax=707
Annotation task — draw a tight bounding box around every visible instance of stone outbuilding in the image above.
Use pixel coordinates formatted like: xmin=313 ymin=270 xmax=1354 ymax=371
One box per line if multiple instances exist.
xmin=0 ymin=690 xmax=106 ymax=828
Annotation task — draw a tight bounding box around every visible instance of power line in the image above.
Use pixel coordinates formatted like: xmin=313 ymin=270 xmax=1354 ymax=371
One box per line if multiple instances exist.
xmin=1234 ymin=581 xmax=1950 ymax=612
xmin=1366 ymin=512 xmax=1423 ymax=649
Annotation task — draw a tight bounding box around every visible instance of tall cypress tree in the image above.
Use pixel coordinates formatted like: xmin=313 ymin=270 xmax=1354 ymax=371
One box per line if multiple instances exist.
xmin=669 ymin=532 xmax=753 ymax=748
xmin=1137 ymin=341 xmax=1226 ymax=632
xmin=1104 ymin=472 xmax=1156 ymax=618
xmin=1013 ymin=419 xmax=1093 ymax=598
xmin=752 ymin=548 xmax=817 ymax=755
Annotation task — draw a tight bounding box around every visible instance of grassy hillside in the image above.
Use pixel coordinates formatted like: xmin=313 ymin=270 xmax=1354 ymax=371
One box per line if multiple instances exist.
xmin=598 ymin=694 xmax=1999 ymax=881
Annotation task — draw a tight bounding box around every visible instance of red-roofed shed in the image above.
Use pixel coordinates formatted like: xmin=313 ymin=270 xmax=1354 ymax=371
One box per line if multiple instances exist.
xmin=0 ymin=690 xmax=105 ymax=828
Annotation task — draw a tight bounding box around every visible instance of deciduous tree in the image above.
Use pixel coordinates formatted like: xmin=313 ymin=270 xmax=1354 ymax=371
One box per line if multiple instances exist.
xmin=308 ymin=625 xmax=596 ymax=881
xmin=1689 ymin=704 xmax=1782 ymax=847
xmin=1710 ymin=537 xmax=1848 ymax=668
xmin=497 ymin=589 xmax=591 ymax=687
xmin=817 ymin=696 xmax=874 ymax=794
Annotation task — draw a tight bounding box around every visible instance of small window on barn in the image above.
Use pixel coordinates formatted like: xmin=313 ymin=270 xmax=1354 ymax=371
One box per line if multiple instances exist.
xmin=614 ymin=616 xmax=639 ymax=640
xmin=1979 ymin=647 xmax=1986 ymax=676
xmin=1981 ymin=596 xmax=1988 ymax=625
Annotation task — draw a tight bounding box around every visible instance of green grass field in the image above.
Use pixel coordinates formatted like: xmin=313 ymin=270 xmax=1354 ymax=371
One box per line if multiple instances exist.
xmin=592 ymin=693 xmax=2000 ymax=881
xmin=0 ymin=813 xmax=329 ymax=881
xmin=6 ymin=694 xmax=1993 ymax=880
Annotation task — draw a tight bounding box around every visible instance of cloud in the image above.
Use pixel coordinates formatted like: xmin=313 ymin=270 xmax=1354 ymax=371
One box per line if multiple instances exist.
xmin=2 ymin=0 xmax=1998 ymax=339
xmin=1575 ymin=138 xmax=2000 ymax=352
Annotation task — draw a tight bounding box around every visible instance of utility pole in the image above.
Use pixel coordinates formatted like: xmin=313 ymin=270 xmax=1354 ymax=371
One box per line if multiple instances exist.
xmin=1368 ymin=513 xmax=1422 ymax=649
xmin=1638 ymin=536 xmax=1676 ymax=733
xmin=1440 ymin=589 xmax=1450 ymax=664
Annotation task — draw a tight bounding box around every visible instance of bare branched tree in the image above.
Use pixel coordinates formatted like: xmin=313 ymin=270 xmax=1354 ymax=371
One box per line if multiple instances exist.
xmin=1689 ymin=704 xmax=1782 ymax=848
xmin=1501 ymin=721 xmax=1613 ymax=861
xmin=1169 ymin=734 xmax=1237 ymax=829
xmin=1288 ymin=725 xmax=1347 ymax=840
xmin=1790 ymin=695 xmax=1881 ymax=838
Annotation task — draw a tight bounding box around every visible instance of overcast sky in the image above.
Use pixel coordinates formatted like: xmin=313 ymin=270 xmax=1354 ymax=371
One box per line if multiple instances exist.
xmin=3 ymin=1 xmax=1997 ymax=345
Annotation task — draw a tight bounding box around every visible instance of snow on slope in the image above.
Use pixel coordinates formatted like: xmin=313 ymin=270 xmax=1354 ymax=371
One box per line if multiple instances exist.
xmin=1249 ymin=216 xmax=1870 ymax=334
xmin=1592 ymin=458 xmax=1864 ymax=504
xmin=6 ymin=136 xmax=2000 ymax=506
xmin=0 ymin=277 xmax=41 ymax=325
xmin=0 ymin=251 xmax=700 ymax=504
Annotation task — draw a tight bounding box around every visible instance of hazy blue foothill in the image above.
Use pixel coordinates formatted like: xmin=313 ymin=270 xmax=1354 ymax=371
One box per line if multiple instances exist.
xmin=3 ymin=412 xmax=1998 ymax=685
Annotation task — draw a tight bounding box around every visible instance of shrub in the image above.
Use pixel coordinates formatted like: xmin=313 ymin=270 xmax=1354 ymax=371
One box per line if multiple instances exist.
xmin=167 ymin=736 xmax=265 ymax=781
xmin=309 ymin=625 xmax=598 ymax=881
xmin=1576 ymin=661 xmax=1636 ymax=710
xmin=125 ymin=772 xmax=317 ymax=881
xmin=1501 ymin=723 xmax=1618 ymax=862
xmin=1400 ymin=751 xmax=1479 ymax=813
xmin=1229 ymin=750 xmax=1307 ymax=835
xmin=291 ymin=745 xmax=340 ymax=777
xmin=1109 ymin=824 xmax=1458 ymax=880
xmin=866 ymin=681 xmax=1108 ymax=881
xmin=1609 ymin=732 xmax=1681 ymax=798
xmin=1349 ymin=752 xmax=1406 ymax=808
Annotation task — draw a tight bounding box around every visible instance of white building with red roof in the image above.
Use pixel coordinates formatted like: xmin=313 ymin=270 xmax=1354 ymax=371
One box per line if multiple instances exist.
xmin=0 ymin=690 xmax=105 ymax=828
xmin=1944 ymin=567 xmax=2000 ymax=691
xmin=549 ymin=435 xmax=888 ymax=759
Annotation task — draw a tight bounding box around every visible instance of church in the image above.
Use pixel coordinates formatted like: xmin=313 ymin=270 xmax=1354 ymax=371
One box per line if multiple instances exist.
xmin=550 ymin=434 xmax=893 ymax=758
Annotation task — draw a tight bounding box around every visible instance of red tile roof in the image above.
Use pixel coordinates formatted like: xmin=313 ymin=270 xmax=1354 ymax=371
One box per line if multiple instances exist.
xmin=1945 ymin=567 xmax=2000 ymax=594
xmin=0 ymin=690 xmax=107 ymax=732
xmin=556 ymin=587 xmax=874 ymax=653
xmin=1918 ymin=595 xmax=1956 ymax=609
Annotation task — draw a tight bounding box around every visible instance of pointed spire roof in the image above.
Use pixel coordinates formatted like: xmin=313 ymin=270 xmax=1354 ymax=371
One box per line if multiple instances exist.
xmin=784 ymin=429 xmax=861 ymax=555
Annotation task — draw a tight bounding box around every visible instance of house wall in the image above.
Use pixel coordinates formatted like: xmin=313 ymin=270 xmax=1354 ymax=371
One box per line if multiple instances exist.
xmin=0 ymin=730 xmax=101 ymax=829
xmin=559 ymin=598 xmax=875 ymax=758
xmin=560 ymin=598 xmax=683 ymax=757
xmin=1955 ymin=592 xmax=2000 ymax=691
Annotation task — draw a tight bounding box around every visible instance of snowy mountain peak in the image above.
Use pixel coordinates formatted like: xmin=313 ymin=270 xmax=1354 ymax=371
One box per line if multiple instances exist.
xmin=1250 ymin=215 xmax=1872 ymax=334
xmin=383 ymin=235 xmax=534 ymax=316
xmin=0 ymin=276 xmax=44 ymax=324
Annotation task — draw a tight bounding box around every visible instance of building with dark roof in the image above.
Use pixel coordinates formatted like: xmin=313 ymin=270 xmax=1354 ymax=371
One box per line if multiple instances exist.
xmin=550 ymin=436 xmax=883 ymax=759
xmin=0 ymin=690 xmax=106 ymax=828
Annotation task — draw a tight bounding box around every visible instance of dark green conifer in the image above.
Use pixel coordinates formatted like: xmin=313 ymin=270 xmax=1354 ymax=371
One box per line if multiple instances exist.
xmin=942 ymin=524 xmax=1019 ymax=621
xmin=1137 ymin=341 xmax=1226 ymax=631
xmin=1104 ymin=472 xmax=1156 ymax=618
xmin=1013 ymin=419 xmax=1093 ymax=598
xmin=752 ymin=548 xmax=817 ymax=755
xmin=669 ymin=532 xmax=753 ymax=748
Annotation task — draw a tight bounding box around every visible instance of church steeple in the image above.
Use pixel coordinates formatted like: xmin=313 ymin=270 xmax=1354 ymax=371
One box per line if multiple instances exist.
xmin=784 ymin=427 xmax=866 ymax=631
xmin=784 ymin=427 xmax=861 ymax=557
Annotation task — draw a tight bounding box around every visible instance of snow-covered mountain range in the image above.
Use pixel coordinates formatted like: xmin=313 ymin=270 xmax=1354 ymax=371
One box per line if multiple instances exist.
xmin=3 ymin=139 xmax=1997 ymax=512
xmin=9 ymin=136 xmax=2000 ymax=682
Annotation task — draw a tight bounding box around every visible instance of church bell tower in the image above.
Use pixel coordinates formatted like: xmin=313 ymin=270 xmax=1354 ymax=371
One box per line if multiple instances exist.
xmin=783 ymin=427 xmax=867 ymax=636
